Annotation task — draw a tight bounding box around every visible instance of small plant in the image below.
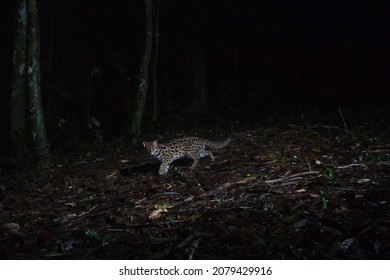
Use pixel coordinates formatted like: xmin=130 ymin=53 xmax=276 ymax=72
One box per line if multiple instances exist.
xmin=335 ymin=134 xmax=352 ymax=144
xmin=85 ymin=228 xmax=115 ymax=246
xmin=360 ymin=132 xmax=379 ymax=144
xmin=46 ymin=240 xmax=65 ymax=258
xmin=104 ymin=177 xmax=117 ymax=189
xmin=323 ymin=167 xmax=336 ymax=179
xmin=292 ymin=155 xmax=304 ymax=164
xmin=319 ymin=191 xmax=328 ymax=210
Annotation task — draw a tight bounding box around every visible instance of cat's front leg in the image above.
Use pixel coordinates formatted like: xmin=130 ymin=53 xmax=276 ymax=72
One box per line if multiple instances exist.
xmin=159 ymin=161 xmax=170 ymax=175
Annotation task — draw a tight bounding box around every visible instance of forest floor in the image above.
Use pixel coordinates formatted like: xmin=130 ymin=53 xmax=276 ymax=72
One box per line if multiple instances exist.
xmin=1 ymin=115 xmax=390 ymax=259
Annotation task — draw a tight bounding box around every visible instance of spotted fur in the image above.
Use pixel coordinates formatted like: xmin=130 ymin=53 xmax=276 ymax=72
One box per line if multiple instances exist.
xmin=143 ymin=137 xmax=231 ymax=175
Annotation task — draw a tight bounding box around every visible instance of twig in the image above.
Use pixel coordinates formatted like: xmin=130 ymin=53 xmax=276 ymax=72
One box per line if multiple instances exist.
xmin=265 ymin=163 xmax=366 ymax=186
xmin=265 ymin=171 xmax=321 ymax=184
xmin=186 ymin=238 xmax=201 ymax=260
xmin=338 ymin=107 xmax=347 ymax=131
xmin=177 ymin=232 xmax=198 ymax=250
xmin=335 ymin=163 xmax=367 ymax=170
xmin=361 ymin=149 xmax=390 ymax=154
xmin=321 ymin=125 xmax=342 ymax=129
xmin=83 ymin=236 xmax=124 ymax=258
xmin=146 ymin=231 xmax=213 ymax=260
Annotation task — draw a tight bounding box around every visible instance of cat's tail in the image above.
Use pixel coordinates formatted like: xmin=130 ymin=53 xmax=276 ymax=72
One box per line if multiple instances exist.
xmin=206 ymin=138 xmax=232 ymax=149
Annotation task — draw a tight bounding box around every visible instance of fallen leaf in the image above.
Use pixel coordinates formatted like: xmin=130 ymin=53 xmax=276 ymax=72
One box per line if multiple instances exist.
xmin=148 ymin=209 xmax=167 ymax=220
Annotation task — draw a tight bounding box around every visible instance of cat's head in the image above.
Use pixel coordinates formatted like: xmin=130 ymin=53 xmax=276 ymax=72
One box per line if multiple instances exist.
xmin=143 ymin=140 xmax=159 ymax=155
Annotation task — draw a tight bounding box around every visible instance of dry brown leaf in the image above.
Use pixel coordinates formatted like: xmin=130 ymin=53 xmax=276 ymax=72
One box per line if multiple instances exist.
xmin=148 ymin=209 xmax=167 ymax=220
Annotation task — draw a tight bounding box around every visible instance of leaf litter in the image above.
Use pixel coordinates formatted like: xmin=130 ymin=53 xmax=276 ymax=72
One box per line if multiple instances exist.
xmin=1 ymin=120 xmax=390 ymax=259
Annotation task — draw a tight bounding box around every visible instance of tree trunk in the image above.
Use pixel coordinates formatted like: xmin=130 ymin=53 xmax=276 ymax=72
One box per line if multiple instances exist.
xmin=163 ymin=54 xmax=170 ymax=107
xmin=27 ymin=0 xmax=50 ymax=160
xmin=192 ymin=48 xmax=209 ymax=114
xmin=151 ymin=0 xmax=160 ymax=120
xmin=130 ymin=0 xmax=154 ymax=137
xmin=191 ymin=3 xmax=209 ymax=114
xmin=44 ymin=10 xmax=57 ymax=135
xmin=10 ymin=0 xmax=28 ymax=158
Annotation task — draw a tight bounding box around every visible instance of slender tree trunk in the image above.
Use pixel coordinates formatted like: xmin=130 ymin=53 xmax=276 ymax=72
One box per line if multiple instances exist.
xmin=151 ymin=0 xmax=160 ymax=120
xmin=27 ymin=0 xmax=50 ymax=160
xmin=163 ymin=54 xmax=170 ymax=107
xmin=10 ymin=0 xmax=28 ymax=158
xmin=130 ymin=0 xmax=153 ymax=136
xmin=192 ymin=48 xmax=209 ymax=114
xmin=44 ymin=11 xmax=57 ymax=134
xmin=233 ymin=49 xmax=238 ymax=82
xmin=47 ymin=13 xmax=55 ymax=75
xmin=191 ymin=3 xmax=209 ymax=114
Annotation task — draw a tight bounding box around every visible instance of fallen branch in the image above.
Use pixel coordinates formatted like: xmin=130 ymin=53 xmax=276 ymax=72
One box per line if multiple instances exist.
xmin=146 ymin=231 xmax=213 ymax=259
xmin=336 ymin=163 xmax=367 ymax=170
xmin=265 ymin=171 xmax=321 ymax=184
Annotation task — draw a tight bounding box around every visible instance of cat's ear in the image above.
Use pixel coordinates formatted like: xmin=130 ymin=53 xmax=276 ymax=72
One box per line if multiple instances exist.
xmin=142 ymin=141 xmax=147 ymax=147
xmin=152 ymin=140 xmax=158 ymax=147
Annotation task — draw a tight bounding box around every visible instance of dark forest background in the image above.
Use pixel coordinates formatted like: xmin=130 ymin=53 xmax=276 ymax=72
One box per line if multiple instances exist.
xmin=0 ymin=0 xmax=389 ymax=162
xmin=1 ymin=0 xmax=390 ymax=261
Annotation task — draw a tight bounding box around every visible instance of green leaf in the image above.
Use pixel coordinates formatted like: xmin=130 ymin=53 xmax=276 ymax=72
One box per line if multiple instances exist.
xmin=335 ymin=134 xmax=352 ymax=144
xmin=247 ymin=172 xmax=267 ymax=178
xmin=45 ymin=250 xmax=64 ymax=258
xmin=361 ymin=133 xmax=379 ymax=144
xmin=149 ymin=235 xmax=177 ymax=244
xmin=101 ymin=233 xmax=115 ymax=245
xmin=85 ymin=228 xmax=101 ymax=241
xmin=45 ymin=240 xmax=65 ymax=258
xmin=324 ymin=167 xmax=335 ymax=179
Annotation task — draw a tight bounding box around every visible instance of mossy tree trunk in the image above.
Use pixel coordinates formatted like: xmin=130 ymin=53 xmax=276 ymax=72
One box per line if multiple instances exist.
xmin=10 ymin=0 xmax=50 ymax=162
xmin=130 ymin=0 xmax=154 ymax=137
xmin=27 ymin=0 xmax=50 ymax=161
xmin=10 ymin=0 xmax=28 ymax=159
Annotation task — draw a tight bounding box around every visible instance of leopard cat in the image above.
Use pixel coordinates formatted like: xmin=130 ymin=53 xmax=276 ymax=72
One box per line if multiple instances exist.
xmin=143 ymin=137 xmax=231 ymax=175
